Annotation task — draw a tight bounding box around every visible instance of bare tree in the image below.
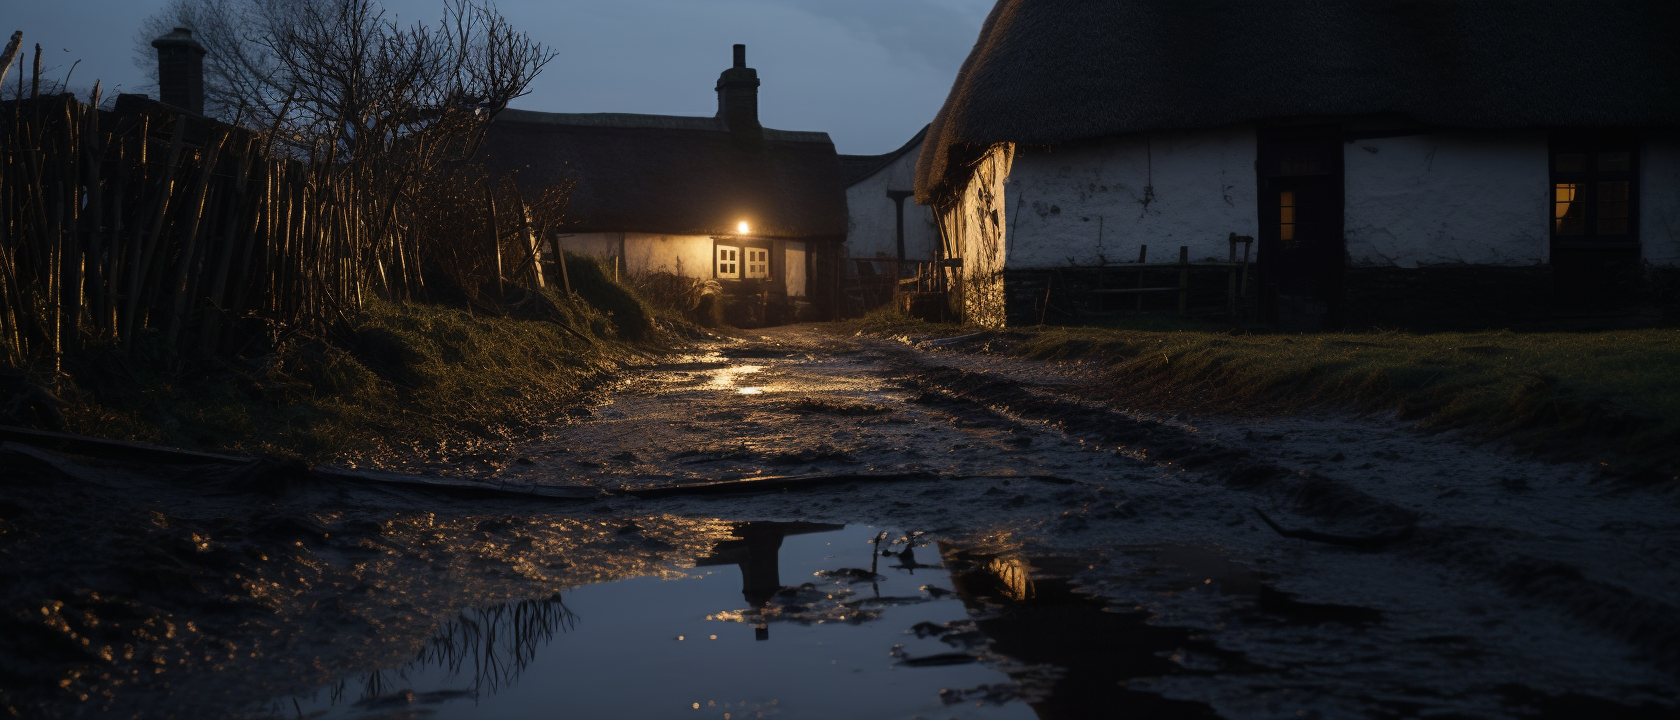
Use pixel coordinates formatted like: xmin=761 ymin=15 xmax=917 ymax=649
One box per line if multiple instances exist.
xmin=135 ymin=0 xmax=555 ymax=158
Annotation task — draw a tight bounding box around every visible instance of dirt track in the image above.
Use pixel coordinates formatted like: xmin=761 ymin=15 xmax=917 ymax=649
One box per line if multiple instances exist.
xmin=3 ymin=324 xmax=1678 ymax=718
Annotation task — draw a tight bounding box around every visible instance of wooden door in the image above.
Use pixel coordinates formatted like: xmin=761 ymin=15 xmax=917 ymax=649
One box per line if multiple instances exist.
xmin=1257 ymin=126 xmax=1344 ymax=329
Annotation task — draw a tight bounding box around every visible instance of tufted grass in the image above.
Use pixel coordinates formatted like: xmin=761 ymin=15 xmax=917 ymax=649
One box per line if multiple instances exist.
xmin=52 ymin=267 xmax=667 ymax=466
xmin=850 ymin=308 xmax=1680 ymax=478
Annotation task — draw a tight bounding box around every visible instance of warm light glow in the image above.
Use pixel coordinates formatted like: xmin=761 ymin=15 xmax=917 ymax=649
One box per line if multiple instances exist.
xmin=737 ymin=220 xmax=750 ymax=234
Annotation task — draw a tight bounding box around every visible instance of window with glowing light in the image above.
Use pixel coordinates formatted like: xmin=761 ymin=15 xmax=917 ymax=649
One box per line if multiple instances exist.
xmin=744 ymin=248 xmax=769 ymax=279
xmin=1549 ymin=139 xmax=1638 ymax=241
xmin=716 ymin=245 xmax=740 ymax=279
xmin=1279 ymin=190 xmax=1297 ymax=242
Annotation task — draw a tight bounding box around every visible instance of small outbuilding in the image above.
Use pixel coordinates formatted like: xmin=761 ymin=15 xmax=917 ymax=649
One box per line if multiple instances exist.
xmin=837 ymin=126 xmax=945 ymax=315
xmin=915 ymin=0 xmax=1680 ymax=329
xmin=482 ymin=45 xmax=848 ymax=326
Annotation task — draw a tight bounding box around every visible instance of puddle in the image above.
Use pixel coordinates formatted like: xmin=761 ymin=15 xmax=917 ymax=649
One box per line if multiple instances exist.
xmin=259 ymin=525 xmax=1233 ymax=720
xmin=265 ymin=525 xmax=1040 ymax=720
xmin=938 ymin=549 xmax=1224 ymax=719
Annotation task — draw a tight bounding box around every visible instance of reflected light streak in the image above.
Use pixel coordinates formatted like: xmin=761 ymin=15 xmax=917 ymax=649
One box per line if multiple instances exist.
xmin=707 ymin=365 xmax=764 ymax=391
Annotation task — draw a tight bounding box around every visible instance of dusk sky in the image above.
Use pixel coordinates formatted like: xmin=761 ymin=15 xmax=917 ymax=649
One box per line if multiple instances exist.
xmin=6 ymin=0 xmax=994 ymax=154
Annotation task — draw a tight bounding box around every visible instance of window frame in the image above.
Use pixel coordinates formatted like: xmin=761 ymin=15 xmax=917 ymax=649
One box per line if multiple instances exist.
xmin=744 ymin=247 xmax=770 ymax=279
xmin=1549 ymin=135 xmax=1640 ymax=248
xmin=716 ymin=244 xmax=741 ymax=279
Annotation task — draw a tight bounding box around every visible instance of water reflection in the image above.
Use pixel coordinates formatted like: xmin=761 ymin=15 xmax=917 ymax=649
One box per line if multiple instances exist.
xmin=277 ymin=524 xmax=1035 ymax=720
xmin=318 ymin=595 xmax=579 ymax=711
xmin=939 ymin=547 xmax=1225 ymax=719
xmin=695 ymin=522 xmax=845 ymax=609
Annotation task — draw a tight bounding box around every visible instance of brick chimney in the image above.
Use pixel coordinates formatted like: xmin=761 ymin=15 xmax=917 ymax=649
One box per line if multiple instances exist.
xmin=715 ymin=44 xmax=760 ymax=132
xmin=151 ymin=27 xmax=206 ymax=114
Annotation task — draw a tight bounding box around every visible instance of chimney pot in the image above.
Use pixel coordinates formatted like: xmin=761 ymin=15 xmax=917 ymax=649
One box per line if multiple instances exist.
xmin=716 ymin=44 xmax=760 ymax=132
xmin=151 ymin=27 xmax=207 ymax=114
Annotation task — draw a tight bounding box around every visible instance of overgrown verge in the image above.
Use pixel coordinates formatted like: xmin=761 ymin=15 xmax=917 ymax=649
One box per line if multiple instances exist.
xmin=850 ymin=308 xmax=1680 ymax=478
xmin=1 ymin=254 xmax=679 ymax=466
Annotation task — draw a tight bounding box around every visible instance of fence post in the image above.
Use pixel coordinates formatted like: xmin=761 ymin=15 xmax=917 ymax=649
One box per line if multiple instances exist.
xmin=1136 ymin=245 xmax=1147 ymax=312
xmin=1228 ymin=233 xmax=1238 ymax=318
xmin=1178 ymin=245 xmax=1189 ymax=315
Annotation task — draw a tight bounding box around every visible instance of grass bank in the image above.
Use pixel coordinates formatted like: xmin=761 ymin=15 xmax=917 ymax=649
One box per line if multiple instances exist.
xmin=852 ymin=308 xmax=1680 ymax=478
xmin=6 ymin=255 xmax=678 ymax=466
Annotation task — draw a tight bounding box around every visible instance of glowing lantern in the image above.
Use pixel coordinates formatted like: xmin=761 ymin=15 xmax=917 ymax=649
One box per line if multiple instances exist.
xmin=737 ymin=220 xmax=750 ymax=234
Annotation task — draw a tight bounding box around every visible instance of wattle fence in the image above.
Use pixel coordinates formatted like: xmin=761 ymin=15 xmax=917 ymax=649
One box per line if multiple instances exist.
xmin=0 ymin=89 xmax=553 ymax=370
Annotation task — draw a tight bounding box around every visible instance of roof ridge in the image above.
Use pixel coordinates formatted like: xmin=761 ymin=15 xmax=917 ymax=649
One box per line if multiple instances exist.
xmin=497 ymin=108 xmax=832 ymax=144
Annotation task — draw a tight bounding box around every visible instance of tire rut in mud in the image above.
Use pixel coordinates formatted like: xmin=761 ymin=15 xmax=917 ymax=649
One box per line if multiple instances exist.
xmin=895 ymin=357 xmax=1680 ymax=672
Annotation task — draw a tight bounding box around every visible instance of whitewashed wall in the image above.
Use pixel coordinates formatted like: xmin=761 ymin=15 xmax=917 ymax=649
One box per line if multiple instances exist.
xmin=1344 ymin=131 xmax=1550 ymax=268
xmin=845 ymin=149 xmax=942 ymax=262
xmin=938 ymin=145 xmax=1014 ymax=326
xmin=785 ymin=241 xmax=807 ymax=297
xmin=555 ymin=232 xmax=715 ymax=278
xmin=1004 ymin=126 xmax=1258 ymax=268
xmin=1643 ymin=132 xmax=1680 ymax=267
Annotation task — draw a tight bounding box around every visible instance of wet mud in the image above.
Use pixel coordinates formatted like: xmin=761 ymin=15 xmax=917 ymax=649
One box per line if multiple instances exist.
xmin=3 ymin=324 xmax=1679 ymax=718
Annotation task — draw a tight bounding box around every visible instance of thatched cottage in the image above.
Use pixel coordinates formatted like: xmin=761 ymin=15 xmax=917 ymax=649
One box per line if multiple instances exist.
xmin=482 ymin=45 xmax=847 ymax=325
xmin=915 ymin=0 xmax=1680 ymax=328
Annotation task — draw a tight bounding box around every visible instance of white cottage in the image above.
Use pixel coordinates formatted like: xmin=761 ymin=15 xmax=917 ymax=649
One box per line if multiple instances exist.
xmin=915 ymin=0 xmax=1680 ymax=328
xmin=483 ymin=45 xmax=848 ymax=325
xmin=836 ymin=126 xmax=945 ymax=313
xmin=840 ymin=126 xmax=943 ymax=266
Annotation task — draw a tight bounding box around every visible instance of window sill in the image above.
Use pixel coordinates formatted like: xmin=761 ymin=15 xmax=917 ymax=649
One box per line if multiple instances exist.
xmin=1550 ymin=240 xmax=1639 ymax=250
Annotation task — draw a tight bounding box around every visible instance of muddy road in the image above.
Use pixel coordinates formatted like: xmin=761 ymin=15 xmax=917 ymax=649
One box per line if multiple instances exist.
xmin=3 ymin=324 xmax=1678 ymax=719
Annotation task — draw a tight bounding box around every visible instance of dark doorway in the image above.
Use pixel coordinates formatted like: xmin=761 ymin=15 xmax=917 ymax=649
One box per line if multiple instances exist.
xmin=1257 ymin=126 xmax=1345 ymax=329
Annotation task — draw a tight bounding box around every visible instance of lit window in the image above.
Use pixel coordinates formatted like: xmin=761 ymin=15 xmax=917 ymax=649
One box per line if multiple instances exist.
xmin=1554 ymin=183 xmax=1584 ymax=235
xmin=716 ymin=245 xmax=739 ymax=279
xmin=1549 ymin=139 xmax=1637 ymax=240
xmin=745 ymin=248 xmax=769 ymax=279
xmin=1279 ymin=190 xmax=1296 ymax=241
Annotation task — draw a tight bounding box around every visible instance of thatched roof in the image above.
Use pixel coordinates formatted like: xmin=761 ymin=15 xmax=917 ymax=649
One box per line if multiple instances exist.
xmin=917 ymin=0 xmax=1680 ymax=202
xmin=482 ymin=109 xmax=847 ymax=240
xmin=838 ymin=125 xmax=928 ymax=187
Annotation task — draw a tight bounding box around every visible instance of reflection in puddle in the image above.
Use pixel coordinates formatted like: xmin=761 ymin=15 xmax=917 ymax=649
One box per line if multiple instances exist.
xmin=264 ymin=528 xmax=1253 ymax=720
xmin=271 ymin=525 xmax=1038 ymax=720
xmin=707 ymin=365 xmax=764 ymax=393
xmin=940 ymin=548 xmax=1225 ymax=719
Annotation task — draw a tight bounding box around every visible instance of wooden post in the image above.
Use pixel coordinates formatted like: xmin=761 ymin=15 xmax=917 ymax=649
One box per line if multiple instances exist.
xmin=1039 ymin=271 xmax=1053 ymax=325
xmin=1240 ymin=236 xmax=1252 ymax=300
xmin=124 ymin=115 xmax=187 ymax=348
xmin=164 ymin=131 xmax=228 ymax=350
xmin=0 ymin=32 xmax=21 ymax=97
xmin=484 ymin=186 xmax=503 ymax=297
xmin=551 ymin=231 xmax=572 ymax=295
xmin=1136 ymin=245 xmax=1147 ymax=312
xmin=1177 ymin=245 xmax=1189 ymax=316
xmin=515 ymin=194 xmax=543 ymax=289
xmin=1228 ymin=232 xmax=1238 ymax=318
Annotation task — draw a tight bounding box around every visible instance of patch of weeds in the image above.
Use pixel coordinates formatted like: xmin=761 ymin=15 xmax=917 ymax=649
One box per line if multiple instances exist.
xmin=48 ymin=286 xmax=663 ymax=465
